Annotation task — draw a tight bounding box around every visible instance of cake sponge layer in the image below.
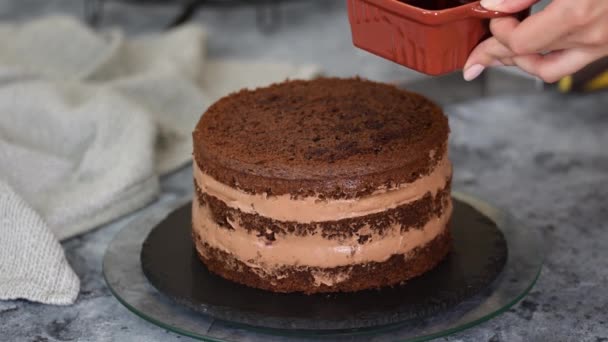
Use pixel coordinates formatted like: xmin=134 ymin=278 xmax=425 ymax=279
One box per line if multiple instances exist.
xmin=193 ymin=77 xmax=449 ymax=199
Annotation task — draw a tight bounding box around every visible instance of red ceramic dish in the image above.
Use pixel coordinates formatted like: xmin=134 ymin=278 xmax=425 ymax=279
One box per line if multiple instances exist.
xmin=347 ymin=0 xmax=528 ymax=75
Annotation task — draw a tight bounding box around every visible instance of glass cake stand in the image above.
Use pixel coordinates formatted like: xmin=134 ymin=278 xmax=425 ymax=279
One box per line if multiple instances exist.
xmin=103 ymin=192 xmax=544 ymax=341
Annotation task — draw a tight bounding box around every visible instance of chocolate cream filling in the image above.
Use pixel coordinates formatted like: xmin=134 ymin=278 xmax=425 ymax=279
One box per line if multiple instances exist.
xmin=192 ymin=151 xmax=452 ymax=275
xmin=193 ymin=153 xmax=452 ymax=223
xmin=192 ymin=199 xmax=452 ymax=270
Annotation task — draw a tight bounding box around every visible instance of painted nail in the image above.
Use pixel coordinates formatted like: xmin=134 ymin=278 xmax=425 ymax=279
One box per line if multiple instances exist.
xmin=463 ymin=64 xmax=485 ymax=81
xmin=480 ymin=0 xmax=503 ymax=10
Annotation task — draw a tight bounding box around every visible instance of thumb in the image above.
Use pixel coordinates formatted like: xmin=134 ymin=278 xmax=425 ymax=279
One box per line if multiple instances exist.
xmin=480 ymin=0 xmax=539 ymax=13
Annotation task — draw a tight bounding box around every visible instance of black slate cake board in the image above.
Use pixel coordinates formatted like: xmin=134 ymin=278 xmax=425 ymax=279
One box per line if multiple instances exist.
xmin=141 ymin=198 xmax=507 ymax=331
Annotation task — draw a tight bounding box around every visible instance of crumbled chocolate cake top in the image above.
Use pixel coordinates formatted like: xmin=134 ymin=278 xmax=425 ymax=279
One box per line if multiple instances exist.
xmin=193 ymin=77 xmax=449 ymax=198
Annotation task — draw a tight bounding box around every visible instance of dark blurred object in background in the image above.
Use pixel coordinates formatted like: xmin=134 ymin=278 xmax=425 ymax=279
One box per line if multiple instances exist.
xmin=84 ymin=0 xmax=304 ymax=31
xmin=558 ymin=57 xmax=608 ymax=94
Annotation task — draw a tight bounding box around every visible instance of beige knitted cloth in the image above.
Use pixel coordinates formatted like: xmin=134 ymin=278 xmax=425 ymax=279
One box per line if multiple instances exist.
xmin=0 ymin=15 xmax=318 ymax=305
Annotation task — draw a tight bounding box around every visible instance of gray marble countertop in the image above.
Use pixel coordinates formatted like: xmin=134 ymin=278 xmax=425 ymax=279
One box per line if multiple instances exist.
xmin=1 ymin=1 xmax=607 ymax=341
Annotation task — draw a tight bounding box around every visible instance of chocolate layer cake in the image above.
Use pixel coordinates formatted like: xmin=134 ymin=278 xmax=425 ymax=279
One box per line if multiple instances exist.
xmin=192 ymin=77 xmax=452 ymax=294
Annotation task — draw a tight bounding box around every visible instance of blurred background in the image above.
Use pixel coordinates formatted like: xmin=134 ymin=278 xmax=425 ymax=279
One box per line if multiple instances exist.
xmin=2 ymin=2 xmax=608 ymax=342
xmin=6 ymin=0 xmax=595 ymax=100
xmin=1 ymin=0 xmax=426 ymax=82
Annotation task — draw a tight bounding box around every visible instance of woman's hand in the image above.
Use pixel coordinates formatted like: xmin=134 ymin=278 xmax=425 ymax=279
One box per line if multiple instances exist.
xmin=463 ymin=0 xmax=608 ymax=82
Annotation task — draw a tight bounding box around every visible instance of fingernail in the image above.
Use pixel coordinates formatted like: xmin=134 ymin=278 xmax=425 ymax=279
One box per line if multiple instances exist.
xmin=480 ymin=0 xmax=503 ymax=10
xmin=463 ymin=64 xmax=485 ymax=81
xmin=490 ymin=60 xmax=504 ymax=67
